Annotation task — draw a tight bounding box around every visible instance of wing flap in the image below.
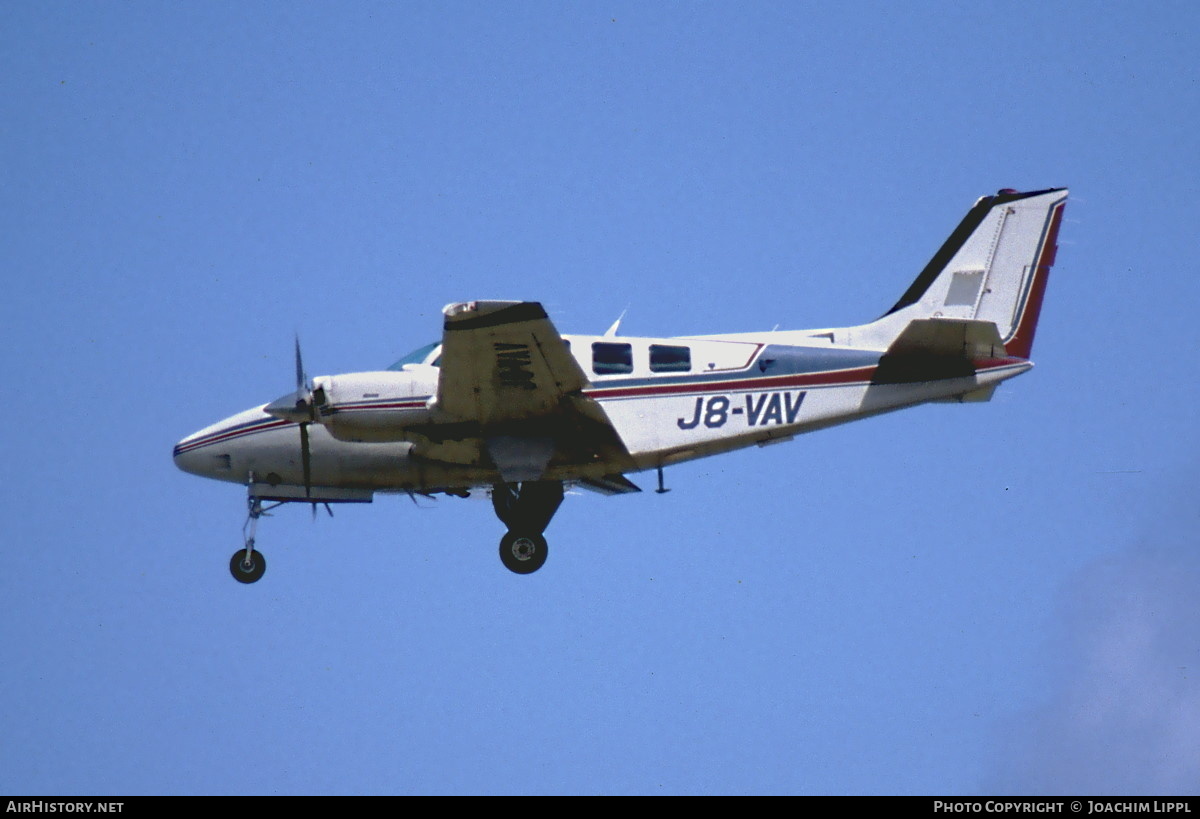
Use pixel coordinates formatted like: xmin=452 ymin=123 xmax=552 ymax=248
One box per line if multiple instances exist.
xmin=576 ymin=474 xmax=643 ymax=495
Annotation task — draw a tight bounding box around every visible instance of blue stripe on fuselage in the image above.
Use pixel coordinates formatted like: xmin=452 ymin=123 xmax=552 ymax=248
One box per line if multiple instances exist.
xmin=584 ymin=344 xmax=881 ymax=390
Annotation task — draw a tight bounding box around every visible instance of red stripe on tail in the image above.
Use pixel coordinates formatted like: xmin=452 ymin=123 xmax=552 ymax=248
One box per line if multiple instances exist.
xmin=1004 ymin=200 xmax=1065 ymax=359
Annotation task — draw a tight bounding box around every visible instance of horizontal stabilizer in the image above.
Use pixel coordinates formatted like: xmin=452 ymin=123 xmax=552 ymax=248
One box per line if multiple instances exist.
xmin=884 ymin=318 xmax=1006 ymax=359
xmin=575 ymin=474 xmax=642 ymax=495
xmin=873 ymin=319 xmax=1006 ymax=385
xmin=934 ymin=385 xmax=998 ymax=403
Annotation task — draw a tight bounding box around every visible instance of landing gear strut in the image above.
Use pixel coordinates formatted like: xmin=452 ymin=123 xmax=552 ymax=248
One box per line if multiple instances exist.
xmin=492 ymin=481 xmax=563 ymax=575
xmin=230 ymin=496 xmax=280 ymax=584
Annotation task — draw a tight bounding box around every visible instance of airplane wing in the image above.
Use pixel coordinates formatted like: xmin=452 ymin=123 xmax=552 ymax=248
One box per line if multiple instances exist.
xmin=438 ymin=301 xmax=586 ymax=423
xmin=436 ymin=301 xmax=634 ymax=482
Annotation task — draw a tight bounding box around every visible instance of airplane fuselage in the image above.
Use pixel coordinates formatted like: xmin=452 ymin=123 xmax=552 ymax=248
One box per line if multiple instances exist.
xmin=173 ymin=333 xmax=1031 ymax=494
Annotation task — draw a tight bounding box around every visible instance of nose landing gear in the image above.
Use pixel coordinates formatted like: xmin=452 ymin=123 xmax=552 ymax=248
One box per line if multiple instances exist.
xmin=230 ymin=496 xmax=281 ymax=584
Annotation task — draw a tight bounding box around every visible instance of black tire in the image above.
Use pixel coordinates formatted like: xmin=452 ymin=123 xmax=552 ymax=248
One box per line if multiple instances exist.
xmin=230 ymin=549 xmax=267 ymax=584
xmin=499 ymin=531 xmax=548 ymax=574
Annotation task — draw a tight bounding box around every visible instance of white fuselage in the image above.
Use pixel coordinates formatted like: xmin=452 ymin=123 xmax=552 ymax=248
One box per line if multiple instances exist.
xmin=172 ymin=331 xmax=1031 ymax=496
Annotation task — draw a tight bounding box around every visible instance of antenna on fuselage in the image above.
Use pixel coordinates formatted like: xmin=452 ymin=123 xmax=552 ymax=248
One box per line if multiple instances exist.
xmin=603 ymin=307 xmax=629 ymax=337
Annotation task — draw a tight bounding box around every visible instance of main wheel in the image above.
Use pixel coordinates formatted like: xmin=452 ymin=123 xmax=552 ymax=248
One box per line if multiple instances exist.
xmin=230 ymin=548 xmax=267 ymax=584
xmin=499 ymin=531 xmax=548 ymax=574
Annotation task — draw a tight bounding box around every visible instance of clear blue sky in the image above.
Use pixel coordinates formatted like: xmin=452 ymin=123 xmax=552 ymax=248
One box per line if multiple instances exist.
xmin=3 ymin=1 xmax=1198 ymax=795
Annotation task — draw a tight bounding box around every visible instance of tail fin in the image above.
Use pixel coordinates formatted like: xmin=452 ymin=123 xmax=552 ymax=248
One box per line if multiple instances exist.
xmin=859 ymin=188 xmax=1067 ymax=358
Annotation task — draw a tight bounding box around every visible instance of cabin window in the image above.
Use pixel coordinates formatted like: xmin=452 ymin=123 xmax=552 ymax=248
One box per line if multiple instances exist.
xmin=387 ymin=342 xmax=441 ymax=370
xmin=592 ymin=342 xmax=633 ymax=375
xmin=650 ymin=344 xmax=691 ymax=373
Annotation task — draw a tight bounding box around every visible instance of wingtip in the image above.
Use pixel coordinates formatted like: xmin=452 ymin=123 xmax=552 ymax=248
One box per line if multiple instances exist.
xmin=443 ymin=301 xmax=548 ymax=331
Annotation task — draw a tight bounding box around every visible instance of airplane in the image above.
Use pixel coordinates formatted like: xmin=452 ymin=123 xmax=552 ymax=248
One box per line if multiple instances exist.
xmin=173 ymin=186 xmax=1067 ymax=583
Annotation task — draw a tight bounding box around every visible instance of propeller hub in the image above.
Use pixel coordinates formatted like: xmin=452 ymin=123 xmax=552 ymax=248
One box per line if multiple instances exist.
xmin=264 ymin=389 xmax=315 ymax=422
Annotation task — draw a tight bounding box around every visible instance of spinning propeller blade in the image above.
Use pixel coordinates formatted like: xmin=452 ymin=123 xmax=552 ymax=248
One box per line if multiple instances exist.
xmin=294 ymin=337 xmax=314 ymax=506
xmin=294 ymin=334 xmax=308 ymax=393
xmin=263 ymin=336 xmax=325 ymax=515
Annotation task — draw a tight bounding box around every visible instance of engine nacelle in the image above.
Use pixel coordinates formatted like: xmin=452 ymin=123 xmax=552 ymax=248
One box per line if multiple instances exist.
xmin=315 ymin=371 xmax=438 ymax=443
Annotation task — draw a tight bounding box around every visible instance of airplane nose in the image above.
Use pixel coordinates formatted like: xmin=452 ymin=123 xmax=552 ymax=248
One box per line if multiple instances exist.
xmin=173 ymin=419 xmax=235 ymax=479
xmin=174 ymin=405 xmax=279 ymax=484
xmin=173 ymin=434 xmax=205 ymax=476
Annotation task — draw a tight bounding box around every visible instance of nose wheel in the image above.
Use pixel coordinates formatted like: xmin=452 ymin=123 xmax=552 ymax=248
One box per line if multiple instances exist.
xmin=230 ymin=548 xmax=267 ymax=583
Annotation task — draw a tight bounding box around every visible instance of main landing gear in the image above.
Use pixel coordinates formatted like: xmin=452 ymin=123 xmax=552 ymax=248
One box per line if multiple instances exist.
xmin=491 ymin=481 xmax=563 ymax=575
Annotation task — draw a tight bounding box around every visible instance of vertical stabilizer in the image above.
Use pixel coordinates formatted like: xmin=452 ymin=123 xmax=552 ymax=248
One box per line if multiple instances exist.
xmin=855 ymin=188 xmax=1067 ymax=357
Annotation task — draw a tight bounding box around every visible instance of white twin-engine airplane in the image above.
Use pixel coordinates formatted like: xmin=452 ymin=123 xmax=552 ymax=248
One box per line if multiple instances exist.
xmin=174 ymin=187 xmax=1067 ymax=583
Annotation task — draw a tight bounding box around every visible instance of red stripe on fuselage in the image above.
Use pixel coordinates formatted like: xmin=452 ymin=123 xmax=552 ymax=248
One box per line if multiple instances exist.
xmin=175 ymin=418 xmax=292 ymax=454
xmin=586 ymin=358 xmax=1028 ymax=401
xmin=586 ymin=366 xmax=878 ymax=399
xmin=330 ymin=400 xmax=428 ymax=413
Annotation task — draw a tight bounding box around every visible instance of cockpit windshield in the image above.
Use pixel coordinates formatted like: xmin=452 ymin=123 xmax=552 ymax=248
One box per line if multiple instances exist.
xmin=387 ymin=342 xmax=441 ymax=370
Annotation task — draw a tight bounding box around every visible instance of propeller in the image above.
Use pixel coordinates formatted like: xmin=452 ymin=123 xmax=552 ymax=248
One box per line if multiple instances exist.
xmin=294 ymin=337 xmax=316 ymax=515
xmin=294 ymin=335 xmax=306 ymax=399
xmin=264 ymin=337 xmax=325 ymax=422
xmin=264 ymin=336 xmax=327 ymax=514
